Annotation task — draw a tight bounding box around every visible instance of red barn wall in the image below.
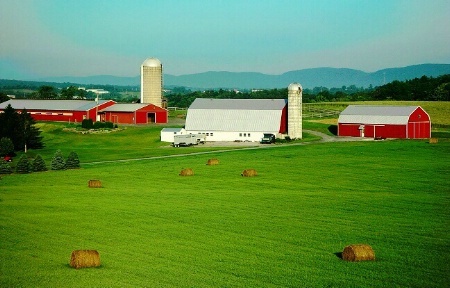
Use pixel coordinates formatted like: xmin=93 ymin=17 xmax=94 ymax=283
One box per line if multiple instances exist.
xmin=407 ymin=107 xmax=431 ymax=138
xmin=279 ymin=105 xmax=287 ymax=133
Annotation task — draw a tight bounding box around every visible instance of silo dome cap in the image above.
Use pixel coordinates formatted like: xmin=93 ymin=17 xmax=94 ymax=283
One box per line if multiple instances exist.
xmin=288 ymin=82 xmax=302 ymax=91
xmin=142 ymin=58 xmax=161 ymax=67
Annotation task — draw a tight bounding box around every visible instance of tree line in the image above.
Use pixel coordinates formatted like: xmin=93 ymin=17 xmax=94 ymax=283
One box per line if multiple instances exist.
xmin=165 ymin=74 xmax=450 ymax=108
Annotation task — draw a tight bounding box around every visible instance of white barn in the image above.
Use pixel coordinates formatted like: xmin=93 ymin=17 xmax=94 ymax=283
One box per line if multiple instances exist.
xmin=184 ymin=98 xmax=288 ymax=142
xmin=160 ymin=128 xmax=186 ymax=142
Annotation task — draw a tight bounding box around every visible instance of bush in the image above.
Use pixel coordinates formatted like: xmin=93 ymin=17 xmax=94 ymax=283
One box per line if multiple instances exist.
xmin=33 ymin=154 xmax=48 ymax=172
xmin=105 ymin=122 xmax=114 ymax=129
xmin=81 ymin=119 xmax=94 ymax=129
xmin=66 ymin=151 xmax=80 ymax=169
xmin=0 ymin=158 xmax=12 ymax=174
xmin=0 ymin=137 xmax=14 ymax=157
xmin=93 ymin=121 xmax=105 ymax=129
xmin=51 ymin=150 xmax=66 ymax=170
xmin=15 ymin=154 xmax=31 ymax=174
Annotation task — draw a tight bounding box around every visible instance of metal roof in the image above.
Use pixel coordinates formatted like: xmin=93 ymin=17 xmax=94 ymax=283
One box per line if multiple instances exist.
xmin=100 ymin=103 xmax=148 ymax=112
xmin=189 ymin=98 xmax=287 ymax=110
xmin=185 ymin=99 xmax=286 ymax=132
xmin=338 ymin=105 xmax=421 ymax=125
xmin=0 ymin=99 xmax=111 ymax=111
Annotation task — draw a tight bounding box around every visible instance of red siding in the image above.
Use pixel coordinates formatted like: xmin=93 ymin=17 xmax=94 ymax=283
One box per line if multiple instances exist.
xmin=407 ymin=106 xmax=431 ymax=138
xmin=104 ymin=112 xmax=135 ymax=124
xmin=102 ymin=104 xmax=168 ymax=124
xmin=278 ymin=105 xmax=287 ymax=133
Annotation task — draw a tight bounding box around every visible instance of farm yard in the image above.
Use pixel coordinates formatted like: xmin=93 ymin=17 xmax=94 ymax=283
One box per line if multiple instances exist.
xmin=0 ymin=102 xmax=449 ymax=287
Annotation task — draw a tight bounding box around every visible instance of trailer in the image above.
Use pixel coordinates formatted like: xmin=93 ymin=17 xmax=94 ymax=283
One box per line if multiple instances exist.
xmin=173 ymin=134 xmax=206 ymax=147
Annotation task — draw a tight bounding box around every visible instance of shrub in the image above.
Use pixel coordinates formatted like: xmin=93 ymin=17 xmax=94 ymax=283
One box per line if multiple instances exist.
xmin=51 ymin=150 xmax=66 ymax=170
xmin=81 ymin=119 xmax=94 ymax=129
xmin=93 ymin=121 xmax=106 ymax=129
xmin=105 ymin=122 xmax=114 ymax=129
xmin=0 ymin=158 xmax=12 ymax=174
xmin=66 ymin=151 xmax=80 ymax=169
xmin=15 ymin=154 xmax=31 ymax=174
xmin=0 ymin=137 xmax=14 ymax=157
xmin=32 ymin=154 xmax=48 ymax=172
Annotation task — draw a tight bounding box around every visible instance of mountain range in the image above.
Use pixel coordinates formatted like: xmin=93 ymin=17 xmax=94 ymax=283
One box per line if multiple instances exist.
xmin=35 ymin=64 xmax=450 ymax=90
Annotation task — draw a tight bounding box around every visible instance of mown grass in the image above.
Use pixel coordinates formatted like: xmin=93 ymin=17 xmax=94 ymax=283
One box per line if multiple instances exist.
xmin=1 ymin=138 xmax=449 ymax=287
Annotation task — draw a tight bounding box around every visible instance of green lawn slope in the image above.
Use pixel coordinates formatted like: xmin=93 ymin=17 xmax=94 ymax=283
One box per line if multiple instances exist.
xmin=1 ymin=138 xmax=449 ymax=287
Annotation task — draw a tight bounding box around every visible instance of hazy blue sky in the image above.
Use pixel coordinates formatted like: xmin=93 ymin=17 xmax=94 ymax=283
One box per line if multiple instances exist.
xmin=1 ymin=0 xmax=449 ymax=79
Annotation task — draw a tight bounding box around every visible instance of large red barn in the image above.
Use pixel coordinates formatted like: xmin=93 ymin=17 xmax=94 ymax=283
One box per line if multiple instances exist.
xmin=338 ymin=105 xmax=431 ymax=139
xmin=0 ymin=99 xmax=115 ymax=123
xmin=99 ymin=103 xmax=168 ymax=124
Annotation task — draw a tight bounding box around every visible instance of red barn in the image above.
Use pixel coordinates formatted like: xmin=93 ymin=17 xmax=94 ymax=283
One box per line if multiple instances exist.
xmin=99 ymin=103 xmax=168 ymax=124
xmin=0 ymin=99 xmax=115 ymax=123
xmin=338 ymin=105 xmax=431 ymax=139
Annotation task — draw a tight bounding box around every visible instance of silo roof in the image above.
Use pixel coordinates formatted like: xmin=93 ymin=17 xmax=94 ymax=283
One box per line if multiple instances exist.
xmin=338 ymin=105 xmax=421 ymax=125
xmin=142 ymin=58 xmax=161 ymax=67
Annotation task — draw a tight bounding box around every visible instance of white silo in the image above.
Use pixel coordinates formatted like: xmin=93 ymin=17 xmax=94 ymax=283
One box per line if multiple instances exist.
xmin=288 ymin=82 xmax=302 ymax=139
xmin=140 ymin=57 xmax=163 ymax=107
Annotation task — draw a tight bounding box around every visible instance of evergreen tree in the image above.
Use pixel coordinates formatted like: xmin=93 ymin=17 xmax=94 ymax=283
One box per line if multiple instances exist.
xmin=32 ymin=154 xmax=48 ymax=172
xmin=0 ymin=158 xmax=12 ymax=174
xmin=0 ymin=137 xmax=14 ymax=157
xmin=66 ymin=151 xmax=80 ymax=169
xmin=19 ymin=109 xmax=44 ymax=152
xmin=15 ymin=154 xmax=31 ymax=174
xmin=0 ymin=104 xmax=21 ymax=149
xmin=51 ymin=150 xmax=66 ymax=170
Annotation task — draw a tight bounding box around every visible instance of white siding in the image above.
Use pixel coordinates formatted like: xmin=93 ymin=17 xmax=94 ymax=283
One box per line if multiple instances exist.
xmin=160 ymin=128 xmax=186 ymax=142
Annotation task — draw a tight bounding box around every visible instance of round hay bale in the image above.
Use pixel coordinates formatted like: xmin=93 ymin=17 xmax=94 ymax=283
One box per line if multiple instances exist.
xmin=70 ymin=250 xmax=101 ymax=269
xmin=342 ymin=244 xmax=375 ymax=262
xmin=241 ymin=169 xmax=257 ymax=177
xmin=179 ymin=168 xmax=194 ymax=176
xmin=88 ymin=180 xmax=102 ymax=188
xmin=429 ymin=138 xmax=438 ymax=144
xmin=206 ymin=158 xmax=219 ymax=165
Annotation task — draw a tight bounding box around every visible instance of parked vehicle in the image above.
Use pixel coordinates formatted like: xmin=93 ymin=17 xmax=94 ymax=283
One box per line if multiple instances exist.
xmin=3 ymin=156 xmax=12 ymax=162
xmin=260 ymin=133 xmax=275 ymax=144
xmin=173 ymin=134 xmax=206 ymax=147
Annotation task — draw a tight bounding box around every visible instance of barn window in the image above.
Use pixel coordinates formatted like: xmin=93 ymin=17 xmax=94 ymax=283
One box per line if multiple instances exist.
xmin=239 ymin=133 xmax=242 ymax=137
xmin=244 ymin=133 xmax=247 ymax=137
xmin=248 ymin=133 xmax=251 ymax=137
xmin=210 ymin=133 xmax=214 ymax=136
xmin=206 ymin=133 xmax=210 ymax=136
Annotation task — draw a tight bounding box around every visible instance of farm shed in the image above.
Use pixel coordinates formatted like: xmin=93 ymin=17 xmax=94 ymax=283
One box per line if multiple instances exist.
xmin=184 ymin=98 xmax=287 ymax=142
xmin=0 ymin=99 xmax=115 ymax=123
xmin=160 ymin=128 xmax=186 ymax=142
xmin=99 ymin=103 xmax=168 ymax=124
xmin=338 ymin=105 xmax=431 ymax=139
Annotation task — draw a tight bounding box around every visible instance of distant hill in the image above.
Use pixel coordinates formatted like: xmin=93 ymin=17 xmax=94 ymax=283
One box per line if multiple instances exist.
xmin=24 ymin=64 xmax=450 ymax=90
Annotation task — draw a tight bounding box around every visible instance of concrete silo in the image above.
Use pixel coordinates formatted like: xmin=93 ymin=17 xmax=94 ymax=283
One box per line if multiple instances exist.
xmin=288 ymin=82 xmax=303 ymax=139
xmin=140 ymin=58 xmax=163 ymax=107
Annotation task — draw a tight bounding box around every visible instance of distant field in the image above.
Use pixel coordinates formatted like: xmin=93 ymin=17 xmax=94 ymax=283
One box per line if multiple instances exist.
xmin=1 ymin=139 xmax=449 ymax=287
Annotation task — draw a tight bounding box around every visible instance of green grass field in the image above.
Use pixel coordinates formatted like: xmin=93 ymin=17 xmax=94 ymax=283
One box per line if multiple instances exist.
xmin=1 ymin=120 xmax=450 ymax=286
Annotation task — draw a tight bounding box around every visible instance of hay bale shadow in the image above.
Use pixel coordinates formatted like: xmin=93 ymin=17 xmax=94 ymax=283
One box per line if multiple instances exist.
xmin=334 ymin=252 xmax=343 ymax=259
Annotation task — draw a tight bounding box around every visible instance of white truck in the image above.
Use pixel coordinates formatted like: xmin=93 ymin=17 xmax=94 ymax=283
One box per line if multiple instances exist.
xmin=173 ymin=134 xmax=206 ymax=147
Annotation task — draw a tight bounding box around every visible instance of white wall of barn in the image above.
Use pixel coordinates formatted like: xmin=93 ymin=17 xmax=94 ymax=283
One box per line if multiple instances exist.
xmin=185 ymin=131 xmax=275 ymax=142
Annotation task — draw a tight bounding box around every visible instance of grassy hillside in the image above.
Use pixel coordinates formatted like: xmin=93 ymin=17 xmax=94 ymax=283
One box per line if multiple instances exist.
xmin=1 ymin=140 xmax=449 ymax=287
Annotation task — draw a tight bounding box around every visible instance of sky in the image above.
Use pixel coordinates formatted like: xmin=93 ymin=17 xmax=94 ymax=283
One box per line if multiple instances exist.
xmin=1 ymin=0 xmax=449 ymax=80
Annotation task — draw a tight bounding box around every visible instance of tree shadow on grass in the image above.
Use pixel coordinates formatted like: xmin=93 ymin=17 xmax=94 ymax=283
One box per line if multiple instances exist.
xmin=328 ymin=125 xmax=338 ymax=136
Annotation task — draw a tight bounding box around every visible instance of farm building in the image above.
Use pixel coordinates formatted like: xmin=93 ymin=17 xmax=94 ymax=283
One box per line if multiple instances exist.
xmin=99 ymin=103 xmax=168 ymax=124
xmin=0 ymin=99 xmax=115 ymax=123
xmin=338 ymin=105 xmax=431 ymax=139
xmin=160 ymin=128 xmax=186 ymax=142
xmin=183 ymin=98 xmax=288 ymax=142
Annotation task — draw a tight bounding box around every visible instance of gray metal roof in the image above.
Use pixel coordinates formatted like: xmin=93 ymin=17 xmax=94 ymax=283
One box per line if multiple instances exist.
xmin=100 ymin=103 xmax=147 ymax=112
xmin=189 ymin=98 xmax=287 ymax=110
xmin=338 ymin=105 xmax=421 ymax=124
xmin=0 ymin=99 xmax=111 ymax=111
xmin=185 ymin=98 xmax=286 ymax=132
xmin=161 ymin=128 xmax=185 ymax=133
